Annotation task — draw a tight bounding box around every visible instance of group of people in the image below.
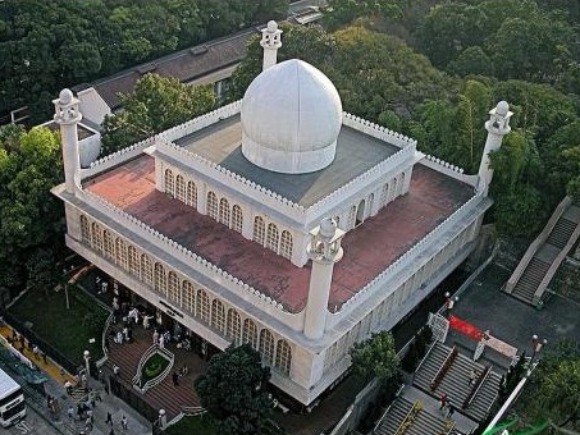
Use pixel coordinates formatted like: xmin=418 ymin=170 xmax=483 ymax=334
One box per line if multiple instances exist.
xmin=8 ymin=330 xmax=47 ymax=363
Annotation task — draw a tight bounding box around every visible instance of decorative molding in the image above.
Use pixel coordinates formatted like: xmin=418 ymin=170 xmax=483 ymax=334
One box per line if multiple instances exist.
xmin=342 ymin=112 xmax=416 ymax=149
xmin=339 ymin=190 xmax=483 ymax=312
xmin=80 ymin=189 xmax=289 ymax=313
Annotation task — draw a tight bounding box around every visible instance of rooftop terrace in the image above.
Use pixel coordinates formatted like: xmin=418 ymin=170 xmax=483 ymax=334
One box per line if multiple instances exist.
xmin=173 ymin=115 xmax=399 ymax=207
xmin=85 ymin=155 xmax=473 ymax=313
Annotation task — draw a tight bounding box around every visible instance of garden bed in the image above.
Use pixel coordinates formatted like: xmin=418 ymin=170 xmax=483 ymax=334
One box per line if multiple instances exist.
xmin=139 ymin=352 xmax=171 ymax=388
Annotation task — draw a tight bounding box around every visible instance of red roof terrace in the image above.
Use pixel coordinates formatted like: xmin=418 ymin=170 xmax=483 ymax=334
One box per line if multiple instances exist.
xmin=86 ymin=155 xmax=473 ymax=313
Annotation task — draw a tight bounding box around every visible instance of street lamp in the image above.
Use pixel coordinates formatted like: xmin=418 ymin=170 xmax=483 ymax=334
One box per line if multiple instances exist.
xmin=530 ymin=335 xmax=547 ymax=365
xmin=83 ymin=350 xmax=91 ymax=383
xmin=444 ymin=292 xmax=459 ymax=318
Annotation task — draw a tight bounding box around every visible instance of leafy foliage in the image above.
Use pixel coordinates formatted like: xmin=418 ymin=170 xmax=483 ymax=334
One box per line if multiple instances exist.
xmin=101 ymin=73 xmax=215 ymax=155
xmin=194 ymin=344 xmax=273 ymax=435
xmin=0 ymin=0 xmax=287 ymax=122
xmin=0 ymin=125 xmax=64 ymax=295
xmin=349 ymin=331 xmax=400 ymax=386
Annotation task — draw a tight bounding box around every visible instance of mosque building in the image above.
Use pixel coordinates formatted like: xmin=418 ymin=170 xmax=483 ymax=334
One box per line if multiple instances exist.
xmin=52 ymin=21 xmax=512 ymax=408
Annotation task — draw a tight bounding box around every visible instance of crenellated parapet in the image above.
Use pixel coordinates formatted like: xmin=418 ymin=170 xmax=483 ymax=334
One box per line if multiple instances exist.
xmin=336 ymin=189 xmax=484 ymax=315
xmin=80 ymin=188 xmax=291 ymax=315
xmin=342 ymin=112 xmax=416 ymax=149
xmin=83 ymin=136 xmax=157 ymax=179
xmin=158 ymin=100 xmax=243 ymax=143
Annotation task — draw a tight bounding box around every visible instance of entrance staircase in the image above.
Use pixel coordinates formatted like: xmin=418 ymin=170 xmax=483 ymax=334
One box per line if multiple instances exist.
xmin=412 ymin=342 xmax=501 ymax=422
xmin=374 ymin=398 xmax=453 ymax=435
xmin=505 ymin=197 xmax=580 ymax=306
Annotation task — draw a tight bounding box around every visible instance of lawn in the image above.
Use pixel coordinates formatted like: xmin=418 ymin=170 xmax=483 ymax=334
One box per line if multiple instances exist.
xmin=164 ymin=415 xmax=217 ymax=435
xmin=140 ymin=352 xmax=170 ymax=387
xmin=9 ymin=286 xmax=109 ymax=367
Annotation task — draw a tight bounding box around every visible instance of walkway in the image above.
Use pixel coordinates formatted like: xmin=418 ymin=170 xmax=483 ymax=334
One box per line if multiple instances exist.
xmin=105 ymin=323 xmax=206 ymax=421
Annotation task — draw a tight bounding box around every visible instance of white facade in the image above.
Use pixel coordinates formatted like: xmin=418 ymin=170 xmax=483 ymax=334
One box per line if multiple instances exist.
xmin=52 ymin=32 xmax=511 ymax=406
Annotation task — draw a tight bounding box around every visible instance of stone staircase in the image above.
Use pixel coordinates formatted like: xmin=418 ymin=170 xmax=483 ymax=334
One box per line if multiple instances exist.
xmin=545 ymin=216 xmax=577 ymax=249
xmin=413 ymin=342 xmax=501 ymax=422
xmin=106 ymin=326 xmax=202 ymax=421
xmin=374 ymin=397 xmax=452 ymax=435
xmin=511 ymin=257 xmax=550 ymax=303
xmin=506 ymin=201 xmax=580 ymax=306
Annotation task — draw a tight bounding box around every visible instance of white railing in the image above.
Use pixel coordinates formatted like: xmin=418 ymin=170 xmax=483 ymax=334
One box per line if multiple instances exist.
xmin=340 ymin=190 xmax=483 ymax=312
xmin=132 ymin=345 xmax=175 ymax=393
xmin=80 ymin=189 xmax=289 ymax=314
xmin=342 ymin=112 xmax=416 ymax=149
xmin=141 ymin=348 xmax=175 ymax=392
xmin=96 ymin=312 xmax=114 ymax=368
xmin=82 ymin=136 xmax=157 ymax=179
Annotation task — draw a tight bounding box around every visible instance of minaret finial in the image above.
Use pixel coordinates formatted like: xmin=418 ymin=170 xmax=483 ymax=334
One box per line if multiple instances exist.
xmin=260 ymin=20 xmax=283 ymax=71
xmin=54 ymin=88 xmax=82 ymax=194
xmin=303 ymin=218 xmax=345 ymax=340
xmin=478 ymin=100 xmax=512 ymax=196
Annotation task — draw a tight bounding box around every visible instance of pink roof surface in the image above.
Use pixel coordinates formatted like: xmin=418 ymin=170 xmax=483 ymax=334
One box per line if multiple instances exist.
xmin=86 ymin=155 xmax=473 ymax=313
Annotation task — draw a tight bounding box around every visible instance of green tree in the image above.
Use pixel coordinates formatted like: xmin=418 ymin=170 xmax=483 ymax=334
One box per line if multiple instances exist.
xmin=101 ymin=73 xmax=215 ymax=155
xmin=0 ymin=126 xmax=65 ymax=295
xmin=323 ymin=0 xmax=403 ymax=31
xmin=194 ymin=344 xmax=273 ymax=435
xmin=349 ymin=331 xmax=400 ymax=386
xmin=447 ymin=46 xmax=492 ymax=77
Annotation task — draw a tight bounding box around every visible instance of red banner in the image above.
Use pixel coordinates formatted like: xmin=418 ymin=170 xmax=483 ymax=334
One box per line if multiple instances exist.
xmin=448 ymin=315 xmax=484 ymax=341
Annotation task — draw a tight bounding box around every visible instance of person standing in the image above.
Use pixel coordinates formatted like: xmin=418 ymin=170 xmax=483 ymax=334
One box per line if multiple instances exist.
xmin=67 ymin=405 xmax=75 ymax=420
xmin=439 ymin=393 xmax=448 ymax=410
xmin=153 ymin=329 xmax=159 ymax=345
xmin=121 ymin=415 xmax=128 ymax=431
xmin=106 ymin=411 xmax=113 ymax=426
xmin=172 ymin=371 xmax=179 ymax=387
xmin=468 ymin=369 xmax=478 ymax=386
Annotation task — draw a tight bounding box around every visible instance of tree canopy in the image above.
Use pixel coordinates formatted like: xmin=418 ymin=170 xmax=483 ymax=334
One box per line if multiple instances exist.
xmin=349 ymin=331 xmax=400 ymax=386
xmin=0 ymin=125 xmax=64 ymax=295
xmin=0 ymin=0 xmax=287 ymax=122
xmin=101 ymin=73 xmax=215 ymax=155
xmin=194 ymin=344 xmax=273 ymax=435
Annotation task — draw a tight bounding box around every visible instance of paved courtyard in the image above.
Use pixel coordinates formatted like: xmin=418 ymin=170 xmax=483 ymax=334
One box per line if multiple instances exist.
xmin=451 ymin=263 xmax=580 ymax=357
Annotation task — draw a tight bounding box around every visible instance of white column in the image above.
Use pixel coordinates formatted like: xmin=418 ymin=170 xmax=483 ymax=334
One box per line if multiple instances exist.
xmin=478 ymin=101 xmax=512 ymax=196
xmin=54 ymin=89 xmax=82 ymax=194
xmin=260 ymin=21 xmax=283 ymax=71
xmin=303 ymin=218 xmax=345 ymax=340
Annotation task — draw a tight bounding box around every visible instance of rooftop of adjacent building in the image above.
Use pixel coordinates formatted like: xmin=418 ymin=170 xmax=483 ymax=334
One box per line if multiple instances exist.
xmin=85 ymin=155 xmax=474 ymax=313
xmin=73 ymin=27 xmax=257 ymax=110
xmin=172 ymin=114 xmax=399 ymax=207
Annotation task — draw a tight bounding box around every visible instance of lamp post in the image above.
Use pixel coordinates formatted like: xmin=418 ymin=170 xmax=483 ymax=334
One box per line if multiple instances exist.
xmin=444 ymin=292 xmax=459 ymax=318
xmin=83 ymin=350 xmax=91 ymax=385
xmin=530 ymin=335 xmax=547 ymax=365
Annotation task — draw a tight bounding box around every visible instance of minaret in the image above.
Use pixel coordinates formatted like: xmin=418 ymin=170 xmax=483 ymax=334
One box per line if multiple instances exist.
xmin=260 ymin=20 xmax=283 ymax=71
xmin=303 ymin=218 xmax=345 ymax=340
xmin=54 ymin=88 xmax=82 ymax=194
xmin=478 ymin=100 xmax=512 ymax=196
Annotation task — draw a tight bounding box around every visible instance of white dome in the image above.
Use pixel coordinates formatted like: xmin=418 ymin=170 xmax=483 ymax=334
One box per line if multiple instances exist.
xmin=241 ymin=59 xmax=343 ymax=174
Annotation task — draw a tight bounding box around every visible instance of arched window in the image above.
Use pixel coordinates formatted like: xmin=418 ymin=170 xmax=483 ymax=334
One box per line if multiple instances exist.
xmin=168 ymin=272 xmax=179 ymax=305
xmin=91 ymin=223 xmax=103 ymax=253
xmin=115 ymin=238 xmax=128 ymax=270
xmin=381 ymin=183 xmax=390 ymax=206
xmin=266 ymin=223 xmax=279 ymax=252
xmin=141 ymin=255 xmax=153 ymax=287
xmin=165 ymin=169 xmax=175 ymax=197
xmin=196 ymin=290 xmax=210 ymax=324
xmin=280 ymin=231 xmax=293 ymax=260
xmin=259 ymin=329 xmax=275 ymax=366
xmin=347 ymin=205 xmax=356 ymax=230
xmin=128 ymin=246 xmax=139 ymax=277
xmin=207 ymin=192 xmax=218 ymax=220
xmin=211 ymin=299 xmax=225 ymax=333
xmin=186 ymin=181 xmax=197 ymax=208
xmin=175 ymin=175 xmax=185 ymax=202
xmin=182 ymin=281 xmax=194 ymax=313
xmin=219 ymin=198 xmax=230 ymax=226
xmin=232 ymin=205 xmax=243 ymax=233
xmin=80 ymin=216 xmax=90 ymax=244
xmin=242 ymin=319 xmax=258 ymax=349
xmin=154 ymin=263 xmax=167 ymax=296
xmin=226 ymin=309 xmax=242 ymax=345
xmin=275 ymin=340 xmax=292 ymax=375
xmin=103 ymin=230 xmax=114 ymax=259
xmin=253 ymin=216 xmax=265 ymax=245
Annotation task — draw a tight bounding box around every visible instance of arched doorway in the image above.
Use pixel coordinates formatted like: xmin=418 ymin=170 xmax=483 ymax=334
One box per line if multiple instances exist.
xmin=355 ymin=199 xmax=366 ymax=227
